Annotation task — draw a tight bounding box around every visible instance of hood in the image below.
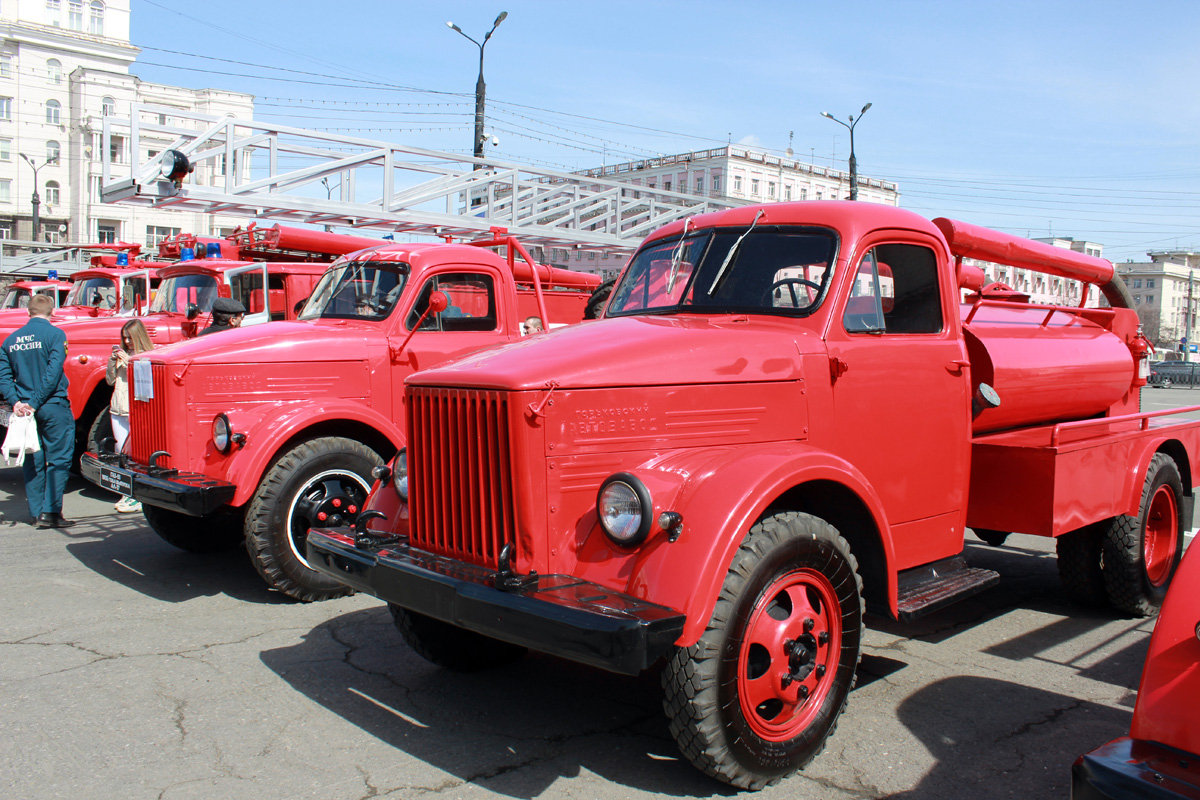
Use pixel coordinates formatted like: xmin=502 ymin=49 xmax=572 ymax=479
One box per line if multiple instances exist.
xmin=410 ymin=315 xmax=824 ymax=390
xmin=148 ymin=320 xmax=374 ymax=365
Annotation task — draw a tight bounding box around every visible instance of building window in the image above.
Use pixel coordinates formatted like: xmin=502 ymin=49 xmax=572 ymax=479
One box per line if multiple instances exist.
xmin=46 ymin=59 xmax=61 ymax=85
xmin=45 ymin=180 xmax=59 ymax=205
xmin=751 ymin=178 xmax=760 ymax=196
xmin=88 ymin=0 xmax=103 ymax=35
xmin=145 ymin=225 xmax=181 ymax=248
xmin=1148 ymin=279 xmax=1156 ymax=289
xmin=46 ymin=99 xmax=61 ymax=125
xmin=0 ymin=179 xmax=10 ymax=203
xmin=712 ymin=175 xmax=721 ymax=193
xmin=664 ymin=180 xmax=672 ymax=192
xmin=0 ymin=56 xmax=11 ymax=80
xmin=784 ymin=186 xmax=792 ymax=201
xmin=768 ymin=181 xmax=776 ymax=199
xmin=1147 ymin=294 xmax=1154 ymax=304
xmin=68 ymin=0 xmax=82 ymax=30
xmin=0 ymin=138 xmax=9 ymax=161
xmin=1134 ymin=279 xmax=1142 ymax=288
xmin=733 ymin=175 xmax=742 ymax=193
xmin=96 ymin=222 xmax=117 ymax=243
xmin=101 ymin=96 xmax=115 ymax=116
xmin=46 ymin=0 xmax=60 ymax=26
xmin=46 ymin=140 xmax=59 ymax=164
xmin=0 ymin=97 xmax=11 ymax=121
xmin=109 ymin=134 xmax=124 ymax=163
xmin=695 ymin=176 xmax=704 ymax=195
xmin=44 ymin=230 xmax=61 ymax=245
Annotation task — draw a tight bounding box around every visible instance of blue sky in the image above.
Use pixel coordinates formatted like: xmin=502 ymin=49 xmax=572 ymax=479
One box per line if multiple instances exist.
xmin=130 ymin=0 xmax=1200 ymax=262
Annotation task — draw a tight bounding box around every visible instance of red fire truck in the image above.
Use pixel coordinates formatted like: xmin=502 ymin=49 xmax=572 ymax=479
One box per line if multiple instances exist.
xmin=0 ymin=277 xmax=72 ymax=311
xmin=80 ymin=231 xmax=600 ymax=602
xmin=0 ymin=225 xmax=380 ymax=462
xmin=307 ymin=202 xmax=1197 ymax=789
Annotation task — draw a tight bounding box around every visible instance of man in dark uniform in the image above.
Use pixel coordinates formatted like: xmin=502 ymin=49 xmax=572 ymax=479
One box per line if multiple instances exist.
xmin=199 ymin=297 xmax=246 ymax=336
xmin=0 ymin=294 xmax=75 ymax=528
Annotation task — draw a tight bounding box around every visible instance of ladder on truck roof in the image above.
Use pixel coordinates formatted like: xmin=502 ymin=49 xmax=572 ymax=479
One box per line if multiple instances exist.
xmin=100 ymin=105 xmax=745 ymax=254
xmin=0 ymin=241 xmax=143 ymax=277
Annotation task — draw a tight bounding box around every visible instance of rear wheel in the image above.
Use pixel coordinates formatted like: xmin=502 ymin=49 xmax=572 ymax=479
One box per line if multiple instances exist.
xmin=390 ymin=605 xmax=527 ymax=671
xmin=584 ymin=277 xmax=616 ymax=319
xmin=143 ymin=504 xmax=245 ymax=553
xmin=245 ymin=436 xmax=381 ymax=602
xmin=1101 ymin=453 xmax=1185 ymax=616
xmin=661 ymin=511 xmax=863 ymax=789
xmin=1056 ymin=523 xmax=1106 ymax=607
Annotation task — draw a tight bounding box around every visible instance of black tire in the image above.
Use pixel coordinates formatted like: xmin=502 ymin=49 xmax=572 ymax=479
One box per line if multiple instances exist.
xmin=1101 ymin=453 xmax=1186 ymax=616
xmin=661 ymin=511 xmax=864 ymax=790
xmin=87 ymin=407 xmax=114 ymax=454
xmin=584 ymin=277 xmax=616 ymax=319
xmin=245 ymin=436 xmax=381 ymax=602
xmin=143 ymin=504 xmax=246 ymax=553
xmin=1056 ymin=523 xmax=1107 ymax=607
xmin=972 ymin=528 xmax=1009 ymax=547
xmin=389 ymin=605 xmax=527 ymax=671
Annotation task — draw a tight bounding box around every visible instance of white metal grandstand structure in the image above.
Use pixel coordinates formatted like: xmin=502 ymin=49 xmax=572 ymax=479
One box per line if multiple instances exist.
xmin=100 ymin=105 xmax=744 ymax=254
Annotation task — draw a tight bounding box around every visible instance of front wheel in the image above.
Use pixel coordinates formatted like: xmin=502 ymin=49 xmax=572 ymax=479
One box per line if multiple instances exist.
xmin=661 ymin=511 xmax=864 ymax=790
xmin=1101 ymin=453 xmax=1185 ymax=616
xmin=245 ymin=436 xmax=382 ymax=602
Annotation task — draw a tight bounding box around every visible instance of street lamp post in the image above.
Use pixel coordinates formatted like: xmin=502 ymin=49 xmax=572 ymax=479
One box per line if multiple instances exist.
xmin=820 ymin=103 xmax=872 ymax=200
xmin=447 ymin=11 xmax=508 ymax=166
xmin=18 ymin=153 xmax=43 ymax=241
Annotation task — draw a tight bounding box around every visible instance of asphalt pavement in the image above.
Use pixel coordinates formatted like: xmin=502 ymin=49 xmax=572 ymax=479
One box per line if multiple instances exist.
xmin=0 ymin=387 xmax=1192 ymax=799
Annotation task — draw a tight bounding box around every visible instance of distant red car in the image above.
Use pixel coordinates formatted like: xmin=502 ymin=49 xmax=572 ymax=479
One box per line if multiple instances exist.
xmin=1072 ymin=541 xmax=1200 ymax=798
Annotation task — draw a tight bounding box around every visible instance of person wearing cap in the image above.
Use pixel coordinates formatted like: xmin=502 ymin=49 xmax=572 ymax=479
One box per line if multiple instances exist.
xmin=199 ymin=297 xmax=246 ymax=336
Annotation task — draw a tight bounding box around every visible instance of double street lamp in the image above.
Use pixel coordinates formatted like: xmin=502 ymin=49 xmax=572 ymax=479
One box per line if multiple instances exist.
xmin=820 ymin=102 xmax=872 ymax=200
xmin=18 ymin=152 xmax=44 ymax=240
xmin=447 ymin=11 xmax=508 ymax=165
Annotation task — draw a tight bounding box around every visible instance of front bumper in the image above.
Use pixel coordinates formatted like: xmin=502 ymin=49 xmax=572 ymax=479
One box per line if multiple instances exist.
xmin=80 ymin=451 xmax=236 ymax=517
xmin=307 ymin=529 xmax=685 ymax=676
xmin=1073 ymin=737 xmax=1200 ymax=800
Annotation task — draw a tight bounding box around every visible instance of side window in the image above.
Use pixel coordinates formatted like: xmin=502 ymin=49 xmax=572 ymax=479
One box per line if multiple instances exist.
xmin=406 ymin=272 xmax=497 ymax=332
xmin=228 ymin=270 xmax=265 ymax=314
xmin=842 ymin=243 xmax=941 ymax=334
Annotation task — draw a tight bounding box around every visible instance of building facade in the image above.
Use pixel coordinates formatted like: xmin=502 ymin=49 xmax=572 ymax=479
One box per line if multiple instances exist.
xmin=1117 ymin=250 xmax=1200 ymax=350
xmin=0 ymin=0 xmax=253 ymax=253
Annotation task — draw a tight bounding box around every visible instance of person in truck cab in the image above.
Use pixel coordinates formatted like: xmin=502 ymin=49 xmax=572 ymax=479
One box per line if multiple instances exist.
xmin=199 ymin=297 xmax=246 ymax=336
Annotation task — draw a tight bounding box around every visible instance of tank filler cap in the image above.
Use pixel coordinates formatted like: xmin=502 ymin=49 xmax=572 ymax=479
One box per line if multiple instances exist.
xmin=972 ymin=383 xmax=1001 ymax=418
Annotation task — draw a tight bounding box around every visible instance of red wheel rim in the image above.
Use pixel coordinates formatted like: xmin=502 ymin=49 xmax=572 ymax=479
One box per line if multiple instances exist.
xmin=1143 ymin=485 xmax=1179 ymax=587
xmin=736 ymin=568 xmax=842 ymax=742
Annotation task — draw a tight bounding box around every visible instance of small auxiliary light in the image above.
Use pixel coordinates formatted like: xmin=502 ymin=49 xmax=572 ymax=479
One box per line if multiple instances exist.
xmin=115 ymin=252 xmax=129 ymax=266
xmin=180 ymin=247 xmax=195 ymax=262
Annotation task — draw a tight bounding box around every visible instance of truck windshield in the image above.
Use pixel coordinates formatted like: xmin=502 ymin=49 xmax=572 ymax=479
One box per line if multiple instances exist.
xmin=607 ymin=227 xmax=838 ymax=318
xmin=0 ymin=288 xmax=31 ymax=308
xmin=150 ymin=274 xmax=219 ymax=314
xmin=298 ymin=261 xmax=408 ymax=321
xmin=65 ymin=277 xmax=117 ymax=309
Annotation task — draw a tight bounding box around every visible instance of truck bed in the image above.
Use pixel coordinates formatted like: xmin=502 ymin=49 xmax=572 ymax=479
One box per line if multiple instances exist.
xmin=967 ymin=407 xmax=1200 ymax=537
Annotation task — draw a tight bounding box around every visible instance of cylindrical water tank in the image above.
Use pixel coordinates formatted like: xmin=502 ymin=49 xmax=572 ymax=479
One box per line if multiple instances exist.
xmin=965 ymin=302 xmax=1134 ymax=434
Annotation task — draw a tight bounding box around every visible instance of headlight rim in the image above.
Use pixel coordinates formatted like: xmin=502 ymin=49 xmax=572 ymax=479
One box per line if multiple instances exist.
xmin=212 ymin=412 xmax=232 ymax=454
xmin=393 ymin=448 xmax=408 ymax=502
xmin=597 ymin=471 xmax=653 ymax=548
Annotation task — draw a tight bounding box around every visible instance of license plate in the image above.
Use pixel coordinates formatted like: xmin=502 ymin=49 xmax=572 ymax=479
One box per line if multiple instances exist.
xmin=98 ymin=465 xmax=134 ymax=496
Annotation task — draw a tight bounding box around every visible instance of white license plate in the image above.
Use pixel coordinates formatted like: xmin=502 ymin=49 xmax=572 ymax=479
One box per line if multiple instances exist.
xmin=98 ymin=465 xmax=134 ymax=496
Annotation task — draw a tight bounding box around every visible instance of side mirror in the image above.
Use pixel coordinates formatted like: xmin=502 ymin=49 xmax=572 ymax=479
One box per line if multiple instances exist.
xmin=428 ymin=290 xmax=449 ymax=314
xmin=186 ymin=302 xmax=200 ymax=321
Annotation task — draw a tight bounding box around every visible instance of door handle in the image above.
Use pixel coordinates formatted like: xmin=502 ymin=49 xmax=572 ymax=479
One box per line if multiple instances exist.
xmin=946 ymin=359 xmax=970 ymax=373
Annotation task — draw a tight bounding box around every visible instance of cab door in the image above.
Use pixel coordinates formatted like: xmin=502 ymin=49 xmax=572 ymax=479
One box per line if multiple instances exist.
xmin=224 ymin=264 xmax=271 ymax=327
xmin=118 ymin=270 xmax=152 ymax=315
xmin=824 ymin=236 xmax=971 ymax=570
xmin=389 ymin=269 xmax=504 ymax=419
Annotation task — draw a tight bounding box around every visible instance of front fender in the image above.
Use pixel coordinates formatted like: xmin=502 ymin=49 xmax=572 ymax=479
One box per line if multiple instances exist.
xmin=64 ymin=357 xmax=107 ymax=421
xmin=617 ymin=442 xmax=895 ymax=646
xmin=222 ymin=399 xmax=405 ymax=507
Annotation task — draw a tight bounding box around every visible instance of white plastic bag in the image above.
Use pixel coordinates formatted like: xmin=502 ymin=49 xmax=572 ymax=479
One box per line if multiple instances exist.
xmin=2 ymin=412 xmax=41 ymax=466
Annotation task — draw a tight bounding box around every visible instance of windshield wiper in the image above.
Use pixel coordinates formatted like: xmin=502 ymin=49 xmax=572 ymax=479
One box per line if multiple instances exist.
xmin=666 ymin=218 xmax=692 ymax=295
xmin=708 ymin=209 xmax=765 ymax=296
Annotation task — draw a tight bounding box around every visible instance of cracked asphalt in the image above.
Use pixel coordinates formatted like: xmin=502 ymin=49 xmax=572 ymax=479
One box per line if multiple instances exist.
xmin=2 ymin=387 xmax=1189 ymax=799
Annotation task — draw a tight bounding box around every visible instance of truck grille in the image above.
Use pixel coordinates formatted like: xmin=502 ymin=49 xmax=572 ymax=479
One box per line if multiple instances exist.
xmin=129 ymin=363 xmax=172 ymax=466
xmin=407 ymin=387 xmax=516 ymax=569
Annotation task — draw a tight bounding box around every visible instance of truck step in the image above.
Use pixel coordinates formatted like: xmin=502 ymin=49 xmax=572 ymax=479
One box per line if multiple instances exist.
xmin=896 ymin=556 xmax=1000 ymax=622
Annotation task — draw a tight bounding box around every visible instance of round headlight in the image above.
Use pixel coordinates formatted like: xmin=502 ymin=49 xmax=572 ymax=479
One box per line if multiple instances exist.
xmin=212 ymin=413 xmax=231 ymax=454
xmin=597 ymin=473 xmax=652 ymax=547
xmin=393 ymin=448 xmax=408 ymax=502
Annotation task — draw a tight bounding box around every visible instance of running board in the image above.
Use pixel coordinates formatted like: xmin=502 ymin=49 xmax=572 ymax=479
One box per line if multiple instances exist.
xmin=896 ymin=556 xmax=1000 ymax=622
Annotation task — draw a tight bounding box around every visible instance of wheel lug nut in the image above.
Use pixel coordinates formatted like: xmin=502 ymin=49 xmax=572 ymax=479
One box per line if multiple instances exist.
xmin=349 ymin=505 xmax=358 ymax=514
xmin=818 ymin=631 xmax=830 ymax=645
xmin=798 ymin=685 xmax=809 ymax=700
xmin=332 ymin=498 xmax=342 ymax=508
xmin=803 ymin=618 xmax=815 ymax=632
xmin=317 ymin=512 xmax=327 ymax=522
xmin=816 ymin=664 xmax=826 ymax=679
xmin=781 ymin=673 xmax=793 ymax=688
